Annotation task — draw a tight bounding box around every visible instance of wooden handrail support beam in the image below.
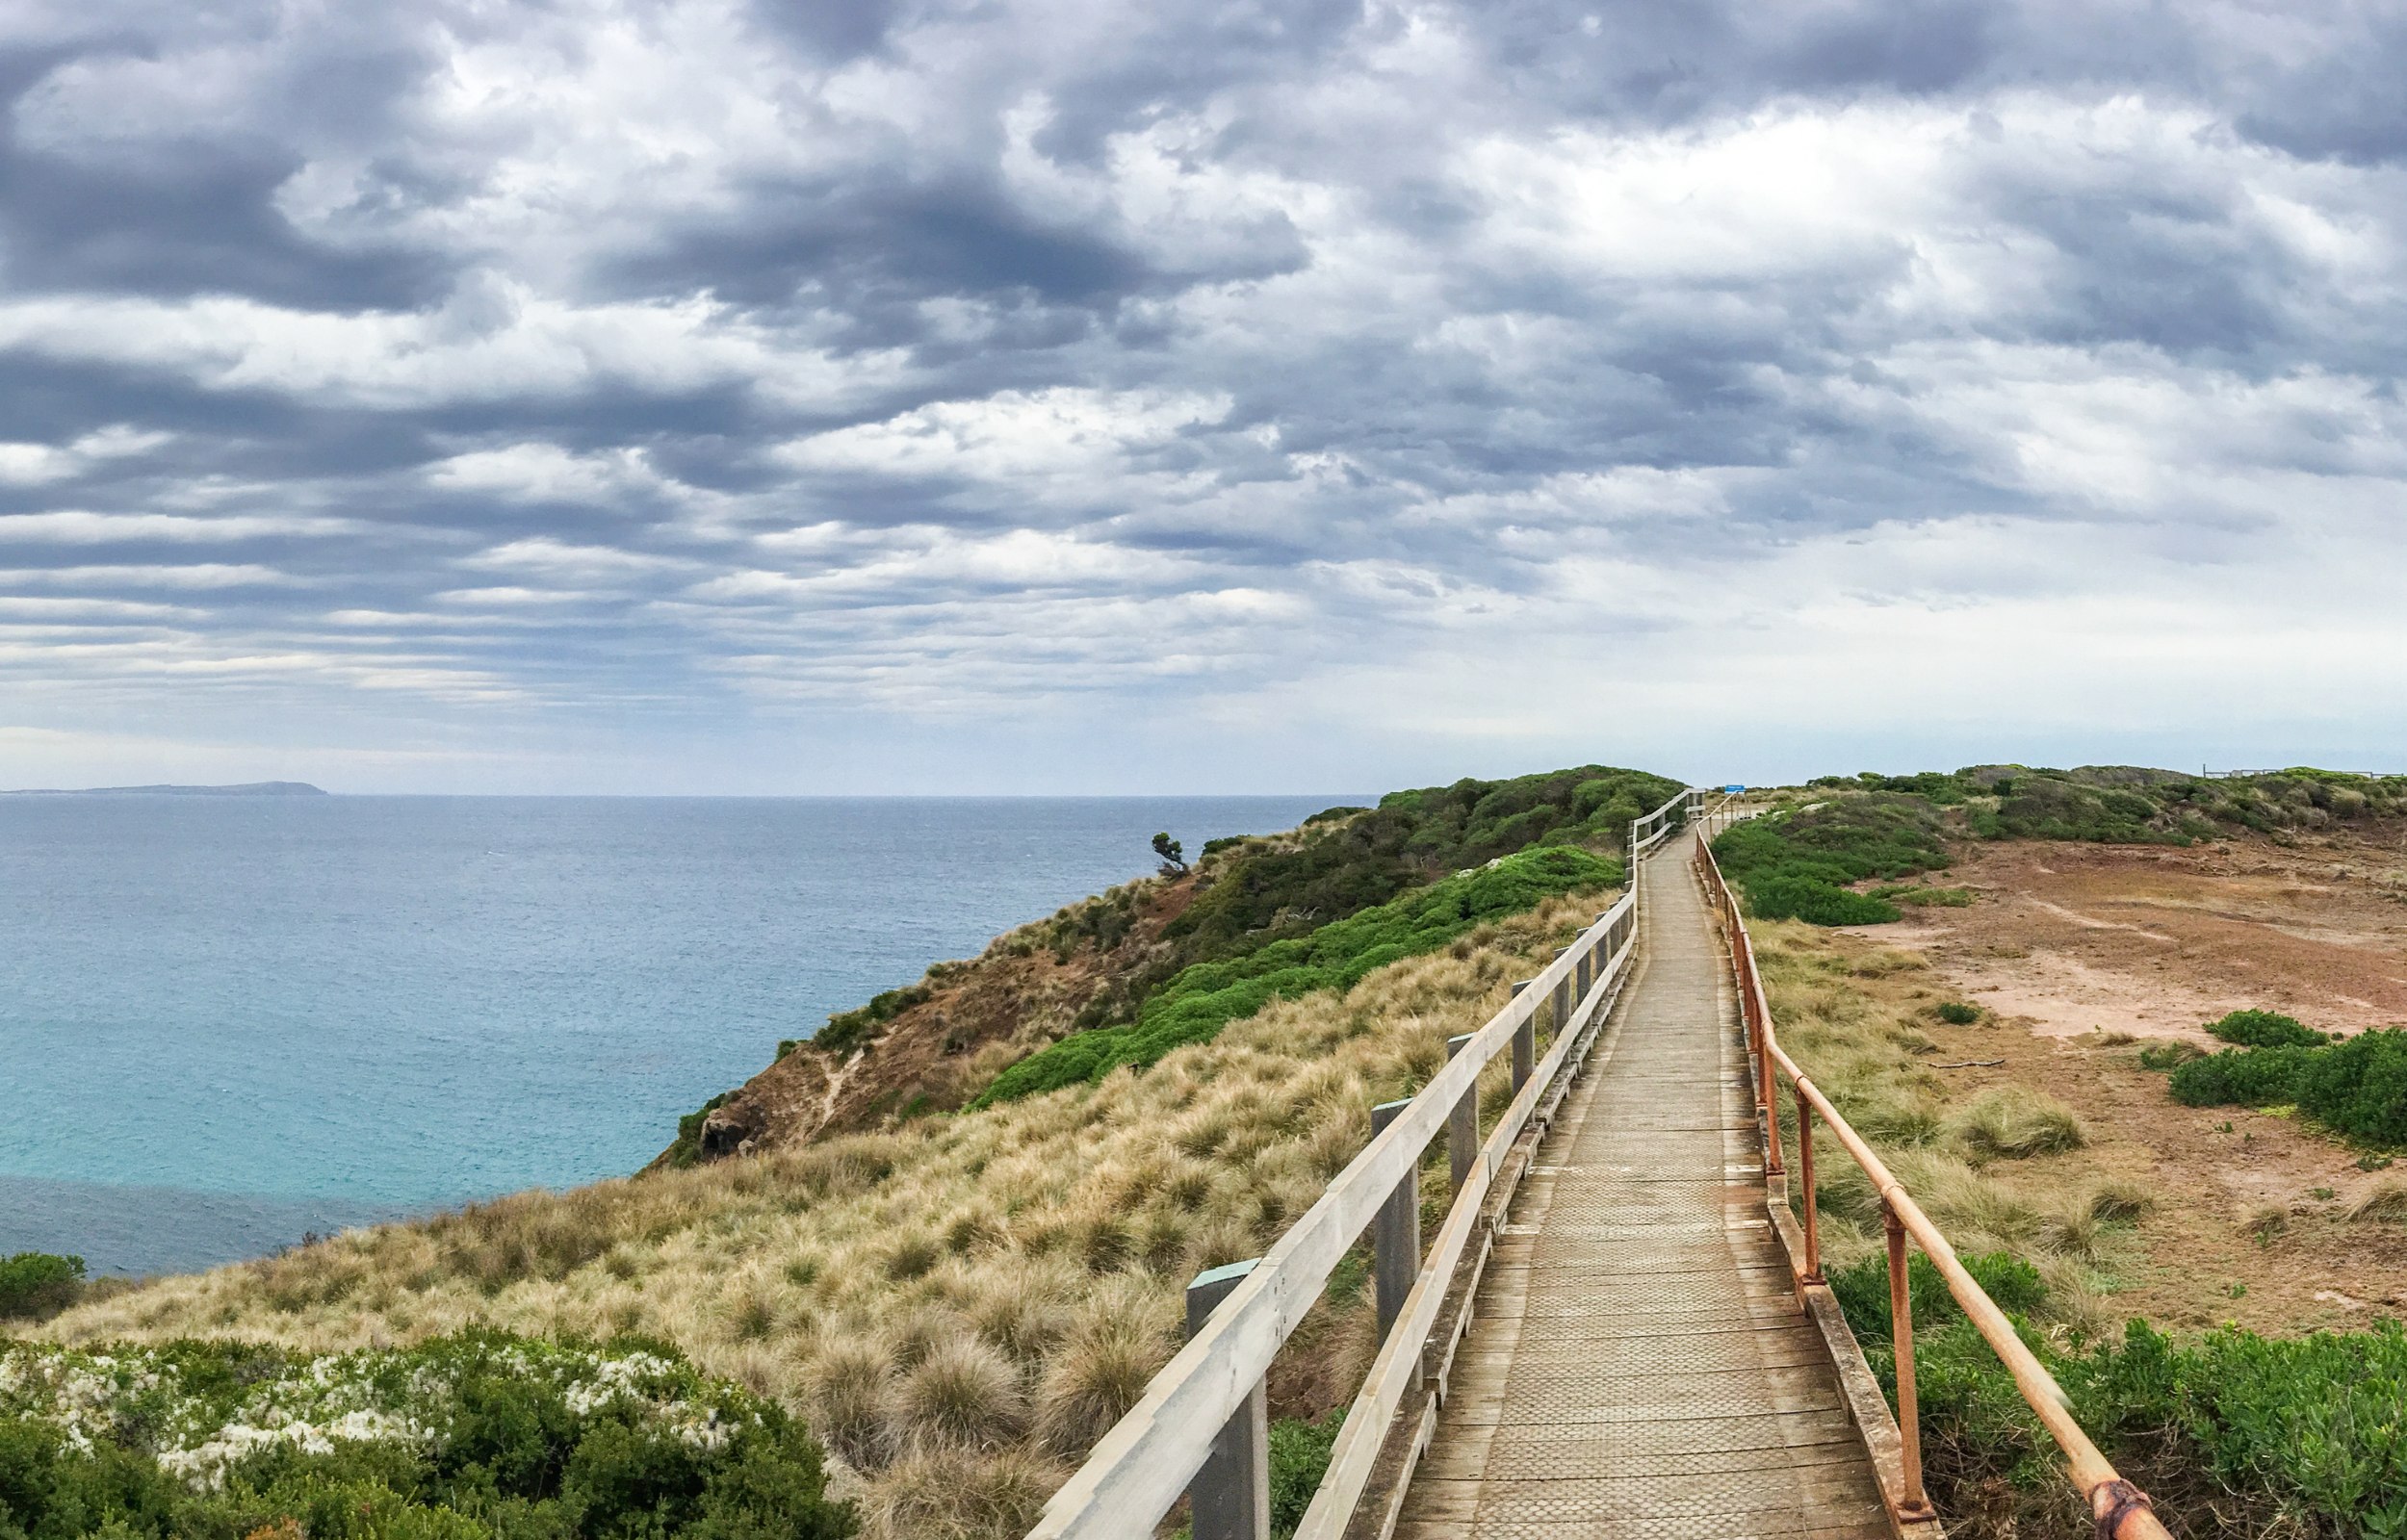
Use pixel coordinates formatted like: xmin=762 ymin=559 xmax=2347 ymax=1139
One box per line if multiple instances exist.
xmin=1693 ymin=828 xmax=2176 ymax=1540
xmin=1025 ymin=785 xmax=1698 ymax=1540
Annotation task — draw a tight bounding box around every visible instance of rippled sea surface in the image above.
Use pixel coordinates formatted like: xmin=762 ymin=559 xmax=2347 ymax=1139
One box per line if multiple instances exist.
xmin=0 ymin=794 xmax=1350 ymax=1274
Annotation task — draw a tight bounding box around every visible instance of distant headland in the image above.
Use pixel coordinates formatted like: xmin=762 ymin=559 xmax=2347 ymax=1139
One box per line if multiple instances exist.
xmin=2 ymin=781 xmax=327 ymax=797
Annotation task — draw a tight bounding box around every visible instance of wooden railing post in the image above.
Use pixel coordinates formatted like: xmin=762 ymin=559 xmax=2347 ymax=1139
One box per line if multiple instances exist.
xmin=1369 ymin=1100 xmax=1418 ymax=1342
xmin=1550 ymin=949 xmax=1572 ymax=1044
xmin=1509 ymin=982 xmax=1535 ymax=1091
xmin=1186 ymin=1260 xmax=1269 ymax=1540
xmin=1796 ymin=1082 xmax=1823 ymax=1286
xmin=1884 ymin=1204 xmax=1935 ymax=1522
xmin=1575 ymin=943 xmax=1592 ymax=1004
xmin=1444 ymin=1035 xmax=1477 ymax=1194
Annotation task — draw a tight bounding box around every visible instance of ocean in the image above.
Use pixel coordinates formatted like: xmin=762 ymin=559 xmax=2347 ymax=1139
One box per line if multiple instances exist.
xmin=0 ymin=794 xmax=1353 ymax=1276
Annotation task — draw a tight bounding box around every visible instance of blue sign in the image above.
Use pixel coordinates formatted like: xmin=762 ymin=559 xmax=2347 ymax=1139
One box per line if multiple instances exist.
xmin=1722 ymin=784 xmax=1747 ymax=793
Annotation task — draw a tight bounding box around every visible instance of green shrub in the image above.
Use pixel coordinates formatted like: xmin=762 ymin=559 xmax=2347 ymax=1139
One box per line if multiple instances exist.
xmin=1933 ymin=1002 xmax=1981 ymax=1026
xmin=2296 ymin=1029 xmax=2407 ymax=1146
xmin=971 ymin=845 xmax=1623 ymax=1107
xmin=0 ymin=1252 xmax=85 ymax=1321
xmin=1711 ymin=795 xmax=1953 ymax=927
xmin=1829 ymin=1250 xmax=2049 ymax=1346
xmin=2168 ymin=1046 xmax=2317 ymax=1109
xmin=1267 ymin=1413 xmax=1344 ymax=1537
xmin=1745 ymin=876 xmax=1901 ymax=926
xmin=0 ymin=1331 xmax=854 ymax=1540
xmin=2167 ymin=1029 xmax=2407 ymax=1147
xmin=815 ymin=983 xmax=935 ymax=1058
xmin=660 ymin=1092 xmax=732 ymax=1169
xmin=2207 ymin=1010 xmax=2325 ymax=1048
xmin=1825 ymin=1257 xmax=2407 ymax=1532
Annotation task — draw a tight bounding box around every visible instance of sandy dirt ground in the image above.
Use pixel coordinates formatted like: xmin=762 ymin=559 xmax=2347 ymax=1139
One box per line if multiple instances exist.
xmin=1844 ymin=826 xmax=2407 ymax=1335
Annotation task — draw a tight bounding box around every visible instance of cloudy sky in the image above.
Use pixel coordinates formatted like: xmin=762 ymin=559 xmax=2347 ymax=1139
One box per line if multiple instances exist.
xmin=2 ymin=0 xmax=2404 ymax=793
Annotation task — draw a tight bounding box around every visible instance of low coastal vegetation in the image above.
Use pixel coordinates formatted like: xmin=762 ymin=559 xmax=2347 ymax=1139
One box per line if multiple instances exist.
xmin=1832 ymin=1252 xmax=2407 ymax=1539
xmin=0 ymin=1330 xmax=851 ymax=1540
xmin=879 ymin=763 xmax=1669 ymax=1075
xmin=1826 ymin=764 xmax=2407 ymax=841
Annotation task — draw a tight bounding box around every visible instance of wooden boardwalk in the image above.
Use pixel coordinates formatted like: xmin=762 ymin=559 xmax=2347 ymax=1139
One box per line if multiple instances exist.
xmin=1393 ymin=828 xmax=1892 ymax=1540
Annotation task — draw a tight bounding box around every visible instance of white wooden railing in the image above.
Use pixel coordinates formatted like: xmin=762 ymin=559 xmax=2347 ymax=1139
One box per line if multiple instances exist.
xmin=1026 ymin=785 xmax=1707 ymax=1540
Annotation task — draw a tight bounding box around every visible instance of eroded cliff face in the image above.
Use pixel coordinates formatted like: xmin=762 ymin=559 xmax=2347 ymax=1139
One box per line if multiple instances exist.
xmin=661 ymin=867 xmax=1202 ymax=1162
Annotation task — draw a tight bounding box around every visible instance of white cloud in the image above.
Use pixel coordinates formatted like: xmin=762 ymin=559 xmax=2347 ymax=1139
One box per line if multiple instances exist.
xmin=0 ymin=512 xmax=364 ymax=544
xmin=779 ymin=388 xmax=1232 ymax=493
xmin=0 ymin=284 xmax=913 ymax=411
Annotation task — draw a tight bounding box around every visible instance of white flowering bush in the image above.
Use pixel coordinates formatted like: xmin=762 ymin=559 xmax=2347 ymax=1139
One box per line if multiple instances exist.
xmin=0 ymin=1330 xmax=852 ymax=1538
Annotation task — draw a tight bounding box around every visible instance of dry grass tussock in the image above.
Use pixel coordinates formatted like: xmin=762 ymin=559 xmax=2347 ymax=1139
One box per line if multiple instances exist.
xmin=1758 ymin=923 xmax=2148 ymax=1336
xmin=43 ymin=890 xmax=1609 ymax=1539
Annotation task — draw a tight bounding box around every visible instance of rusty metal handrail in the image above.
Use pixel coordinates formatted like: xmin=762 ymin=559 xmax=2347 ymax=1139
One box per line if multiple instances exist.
xmin=1692 ymin=812 xmax=2173 ymax=1540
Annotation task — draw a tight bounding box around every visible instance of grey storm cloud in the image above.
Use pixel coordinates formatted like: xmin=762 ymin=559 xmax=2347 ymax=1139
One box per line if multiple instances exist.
xmin=2 ymin=0 xmax=2406 ymax=791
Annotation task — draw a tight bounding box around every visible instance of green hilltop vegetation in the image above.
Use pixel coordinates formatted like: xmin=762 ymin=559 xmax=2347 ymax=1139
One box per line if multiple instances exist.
xmin=1826 ymin=763 xmax=2407 ymax=840
xmin=791 ymin=765 xmax=1680 ymax=1104
xmin=1713 ymin=764 xmax=2407 ymax=929
xmin=971 ymin=845 xmax=1624 ymax=1107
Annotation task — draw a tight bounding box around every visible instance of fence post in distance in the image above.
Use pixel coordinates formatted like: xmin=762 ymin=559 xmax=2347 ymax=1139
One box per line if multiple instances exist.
xmin=1445 ymin=1035 xmax=1477 ymax=1194
xmin=1369 ymin=1099 xmax=1419 ymax=1343
xmin=1509 ymin=981 xmax=1535 ymax=1091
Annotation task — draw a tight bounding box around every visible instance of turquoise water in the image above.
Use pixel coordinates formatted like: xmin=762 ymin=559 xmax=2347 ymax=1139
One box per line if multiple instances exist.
xmin=0 ymin=795 xmax=1347 ymax=1274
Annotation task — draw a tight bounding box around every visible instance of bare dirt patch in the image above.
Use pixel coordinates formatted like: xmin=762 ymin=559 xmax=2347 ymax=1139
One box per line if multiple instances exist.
xmin=1819 ymin=825 xmax=2407 ymax=1335
xmin=1877 ymin=831 xmax=2407 ymax=1040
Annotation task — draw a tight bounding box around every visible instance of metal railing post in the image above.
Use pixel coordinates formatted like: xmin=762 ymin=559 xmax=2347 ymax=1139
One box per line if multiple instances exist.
xmin=1760 ymin=1016 xmax=1785 ymax=1178
xmin=1796 ymin=1081 xmax=1823 ymax=1286
xmin=1369 ymin=1099 xmax=1418 ymax=1342
xmin=1444 ymin=1035 xmax=1477 ymax=1194
xmin=1185 ymin=1260 xmax=1270 ymax=1540
xmin=1509 ymin=982 xmax=1535 ymax=1091
xmin=1885 ymin=1204 xmax=1934 ymax=1522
